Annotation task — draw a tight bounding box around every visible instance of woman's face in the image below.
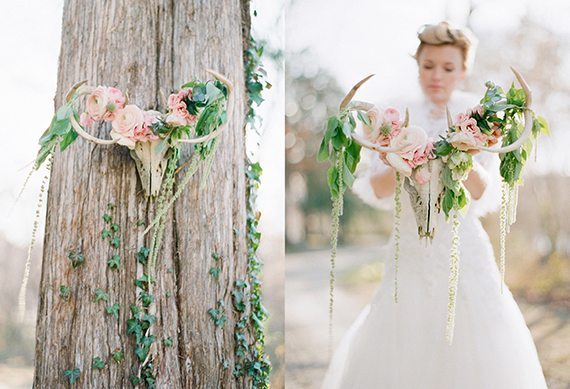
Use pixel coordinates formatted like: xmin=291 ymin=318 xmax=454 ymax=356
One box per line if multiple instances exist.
xmin=418 ymin=45 xmax=466 ymax=106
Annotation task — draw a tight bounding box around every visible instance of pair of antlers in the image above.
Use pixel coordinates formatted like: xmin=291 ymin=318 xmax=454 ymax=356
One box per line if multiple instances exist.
xmin=341 ymin=67 xmax=532 ymax=155
xmin=66 ymin=69 xmax=233 ymax=146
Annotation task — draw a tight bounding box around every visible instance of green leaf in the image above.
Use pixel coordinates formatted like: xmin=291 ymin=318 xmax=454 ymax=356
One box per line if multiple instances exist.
xmin=506 ymin=83 xmax=526 ymax=107
xmin=56 ymin=103 xmax=73 ymax=121
xmin=107 ymin=254 xmax=120 ymax=269
xmin=110 ymin=235 xmax=121 ymax=248
xmin=102 ymin=213 xmax=112 ymax=223
xmin=106 ymin=303 xmax=120 ymax=319
xmin=64 ymin=368 xmax=80 ymax=385
xmin=356 ymin=110 xmax=371 ymax=127
xmin=101 ymin=229 xmax=111 ymax=240
xmin=93 ymin=288 xmax=109 ymax=303
xmin=536 ymin=115 xmax=550 ymax=135
xmin=68 ymin=250 xmax=85 ymax=268
xmin=442 ymin=189 xmax=454 ymax=216
xmin=59 ymin=285 xmax=70 ymax=300
xmin=111 ymin=349 xmax=123 ymax=362
xmin=317 ymin=138 xmax=330 ymax=162
xmin=138 ymin=291 xmax=154 ymax=307
xmin=164 ymin=336 xmax=173 ymax=347
xmin=92 ymin=357 xmax=106 ymax=370
xmin=52 ymin=117 xmax=72 ymax=136
xmin=209 ymin=267 xmax=221 ymax=280
xmin=136 ymin=246 xmax=150 ymax=265
xmin=434 ymin=140 xmax=453 ymax=157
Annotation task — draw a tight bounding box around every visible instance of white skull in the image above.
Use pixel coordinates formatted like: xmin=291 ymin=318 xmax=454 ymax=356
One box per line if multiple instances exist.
xmin=130 ymin=139 xmax=169 ymax=197
xmin=403 ymin=159 xmax=444 ymax=241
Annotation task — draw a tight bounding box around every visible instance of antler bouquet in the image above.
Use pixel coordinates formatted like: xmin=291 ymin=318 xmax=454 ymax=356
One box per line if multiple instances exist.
xmin=318 ymin=68 xmax=549 ymax=344
xmin=35 ymin=69 xmax=233 ymax=197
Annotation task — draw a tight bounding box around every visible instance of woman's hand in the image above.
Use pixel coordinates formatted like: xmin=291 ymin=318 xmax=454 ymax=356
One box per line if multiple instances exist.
xmin=370 ymin=152 xmax=397 ymax=199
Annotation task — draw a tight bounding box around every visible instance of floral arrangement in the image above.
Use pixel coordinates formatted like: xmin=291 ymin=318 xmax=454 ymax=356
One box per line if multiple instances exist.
xmin=19 ymin=70 xmax=232 ymax=344
xmin=319 ymin=69 xmax=549 ymax=344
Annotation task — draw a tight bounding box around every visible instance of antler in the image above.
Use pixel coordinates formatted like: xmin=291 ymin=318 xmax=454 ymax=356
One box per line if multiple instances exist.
xmin=177 ymin=69 xmax=233 ymax=144
xmin=477 ymin=67 xmax=533 ymax=153
xmin=340 ymin=74 xmax=407 ymax=153
xmin=65 ymin=81 xmax=119 ymax=145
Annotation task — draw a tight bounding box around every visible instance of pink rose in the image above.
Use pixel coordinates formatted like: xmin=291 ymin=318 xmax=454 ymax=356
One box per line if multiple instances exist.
xmin=79 ymin=112 xmax=94 ymax=127
xmin=365 ymin=106 xmax=403 ymax=146
xmin=105 ymin=87 xmax=126 ymax=118
xmin=86 ymin=87 xmax=110 ymax=121
xmin=166 ymin=89 xmax=196 ymax=126
xmin=83 ymin=86 xmax=126 ymax=123
xmin=386 ymin=125 xmax=433 ymax=175
xmin=133 ymin=110 xmax=160 ymax=143
xmin=110 ymin=105 xmax=145 ymax=148
xmin=449 ymin=112 xmax=487 ymax=151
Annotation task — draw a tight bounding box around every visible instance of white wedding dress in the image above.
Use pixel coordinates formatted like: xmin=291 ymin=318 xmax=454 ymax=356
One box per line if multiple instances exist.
xmin=321 ymin=91 xmax=548 ymax=389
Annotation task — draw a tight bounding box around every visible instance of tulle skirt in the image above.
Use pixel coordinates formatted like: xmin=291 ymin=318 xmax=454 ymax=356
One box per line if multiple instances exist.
xmin=321 ymin=216 xmax=547 ymax=389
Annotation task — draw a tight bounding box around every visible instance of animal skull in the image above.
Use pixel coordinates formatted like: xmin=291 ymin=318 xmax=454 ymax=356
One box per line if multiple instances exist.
xmin=402 ymin=158 xmax=443 ymax=240
xmin=130 ymin=140 xmax=169 ymax=197
xmin=66 ymin=69 xmax=233 ymax=198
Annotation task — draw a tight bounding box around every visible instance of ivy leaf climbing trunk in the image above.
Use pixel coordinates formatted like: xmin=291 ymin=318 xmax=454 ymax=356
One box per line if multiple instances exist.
xmin=33 ymin=1 xmax=259 ymax=387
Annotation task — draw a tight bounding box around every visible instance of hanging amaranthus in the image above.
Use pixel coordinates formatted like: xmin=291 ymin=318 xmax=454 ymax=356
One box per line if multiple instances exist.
xmin=393 ymin=172 xmax=402 ymax=303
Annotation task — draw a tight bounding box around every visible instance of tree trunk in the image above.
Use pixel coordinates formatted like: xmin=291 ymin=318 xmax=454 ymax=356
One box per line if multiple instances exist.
xmin=34 ymin=1 xmax=253 ymax=387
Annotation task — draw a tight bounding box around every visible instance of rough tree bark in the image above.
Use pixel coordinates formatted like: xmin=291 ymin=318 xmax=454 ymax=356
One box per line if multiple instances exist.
xmin=34 ymin=1 xmax=253 ymax=387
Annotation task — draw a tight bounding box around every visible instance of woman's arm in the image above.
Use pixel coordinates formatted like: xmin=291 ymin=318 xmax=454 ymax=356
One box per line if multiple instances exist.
xmin=369 ymin=152 xmax=397 ymax=198
xmin=464 ymin=160 xmax=488 ymax=200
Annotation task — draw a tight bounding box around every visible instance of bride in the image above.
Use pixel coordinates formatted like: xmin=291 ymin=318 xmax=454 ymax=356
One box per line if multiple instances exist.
xmin=322 ymin=22 xmax=548 ymax=389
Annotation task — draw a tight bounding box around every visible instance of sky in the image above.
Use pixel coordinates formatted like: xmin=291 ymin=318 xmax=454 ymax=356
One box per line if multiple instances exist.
xmin=0 ymin=1 xmax=284 ymax=247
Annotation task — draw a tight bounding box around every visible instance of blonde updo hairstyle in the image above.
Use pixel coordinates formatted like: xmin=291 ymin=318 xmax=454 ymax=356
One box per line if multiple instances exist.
xmin=414 ymin=21 xmax=473 ymax=70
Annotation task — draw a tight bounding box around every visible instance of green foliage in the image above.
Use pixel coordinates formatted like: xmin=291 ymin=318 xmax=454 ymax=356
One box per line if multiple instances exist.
xmin=208 ymin=300 xmax=227 ymax=328
xmin=59 ymin=285 xmax=70 ymax=301
xmin=92 ymin=356 xmax=106 ymax=370
xmin=101 ymin=229 xmax=112 ymax=240
xmin=68 ymin=250 xmax=85 ymax=269
xmin=35 ymin=98 xmax=82 ymax=170
xmin=209 ymin=267 xmax=221 ymax=280
xmin=136 ymin=246 xmax=150 ymax=265
xmin=106 ymin=303 xmax=120 ymax=319
xmin=244 ymin=34 xmax=271 ymax=126
xmin=107 ymin=254 xmax=120 ymax=269
xmin=111 ymin=349 xmax=123 ymax=363
xmin=163 ymin=336 xmax=173 ymax=348
xmin=93 ymin=288 xmax=109 ymax=303
xmin=318 ymin=113 xmax=362 ymax=200
xmin=110 ymin=235 xmax=121 ymax=248
xmin=64 ymin=368 xmax=80 ymax=385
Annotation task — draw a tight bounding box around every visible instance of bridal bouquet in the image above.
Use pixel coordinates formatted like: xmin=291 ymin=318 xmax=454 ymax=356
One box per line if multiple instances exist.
xmin=318 ymin=68 xmax=549 ymax=343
